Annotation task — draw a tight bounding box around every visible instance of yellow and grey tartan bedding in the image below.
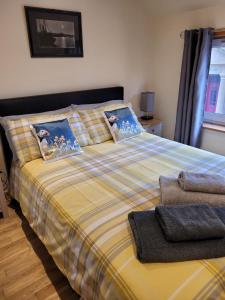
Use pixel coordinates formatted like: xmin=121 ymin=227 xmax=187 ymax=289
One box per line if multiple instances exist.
xmin=1 ymin=111 xmax=92 ymax=166
xmin=77 ymin=103 xmax=127 ymax=144
xmin=69 ymin=111 xmax=93 ymax=146
xmin=10 ymin=133 xmax=225 ymax=300
xmin=2 ymin=114 xmax=68 ymax=166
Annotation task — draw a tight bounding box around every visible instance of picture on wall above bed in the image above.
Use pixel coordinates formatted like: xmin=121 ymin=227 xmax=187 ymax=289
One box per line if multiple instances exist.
xmin=25 ymin=6 xmax=83 ymax=57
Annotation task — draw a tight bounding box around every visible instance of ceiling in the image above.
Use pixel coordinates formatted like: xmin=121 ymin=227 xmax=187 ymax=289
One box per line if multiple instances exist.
xmin=141 ymin=0 xmax=225 ymax=15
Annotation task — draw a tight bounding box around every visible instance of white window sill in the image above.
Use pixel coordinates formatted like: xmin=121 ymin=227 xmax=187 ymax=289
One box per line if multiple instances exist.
xmin=203 ymin=122 xmax=225 ymax=134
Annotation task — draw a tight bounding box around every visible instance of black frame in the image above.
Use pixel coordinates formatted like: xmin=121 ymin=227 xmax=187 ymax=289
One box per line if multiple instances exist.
xmin=25 ymin=6 xmax=83 ymax=57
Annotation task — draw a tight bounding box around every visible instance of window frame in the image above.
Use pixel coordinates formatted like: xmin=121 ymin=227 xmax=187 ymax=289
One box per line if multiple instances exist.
xmin=204 ymin=112 xmax=225 ymax=126
xmin=204 ymin=32 xmax=225 ymax=126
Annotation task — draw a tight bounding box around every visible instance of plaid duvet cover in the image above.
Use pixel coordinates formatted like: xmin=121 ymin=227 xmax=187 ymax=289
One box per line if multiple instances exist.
xmin=10 ymin=133 xmax=225 ymax=300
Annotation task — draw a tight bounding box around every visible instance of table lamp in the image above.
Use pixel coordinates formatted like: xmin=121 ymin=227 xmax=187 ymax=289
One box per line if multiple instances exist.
xmin=140 ymin=91 xmax=154 ymax=120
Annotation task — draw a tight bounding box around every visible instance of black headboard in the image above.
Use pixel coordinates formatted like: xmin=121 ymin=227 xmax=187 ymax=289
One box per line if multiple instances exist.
xmin=0 ymin=86 xmax=124 ymax=173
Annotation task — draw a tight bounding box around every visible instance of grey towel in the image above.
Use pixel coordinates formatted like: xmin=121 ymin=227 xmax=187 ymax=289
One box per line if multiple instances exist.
xmin=160 ymin=176 xmax=225 ymax=206
xmin=155 ymin=204 xmax=225 ymax=242
xmin=128 ymin=208 xmax=225 ymax=263
xmin=178 ymin=171 xmax=225 ymax=194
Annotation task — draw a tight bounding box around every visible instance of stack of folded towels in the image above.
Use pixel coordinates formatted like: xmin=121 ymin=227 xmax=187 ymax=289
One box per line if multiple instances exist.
xmin=128 ymin=172 xmax=225 ymax=263
xmin=160 ymin=171 xmax=225 ymax=206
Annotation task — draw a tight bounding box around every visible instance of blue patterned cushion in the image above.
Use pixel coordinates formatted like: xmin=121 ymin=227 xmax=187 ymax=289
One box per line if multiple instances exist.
xmin=31 ymin=119 xmax=82 ymax=161
xmin=103 ymin=107 xmax=144 ymax=143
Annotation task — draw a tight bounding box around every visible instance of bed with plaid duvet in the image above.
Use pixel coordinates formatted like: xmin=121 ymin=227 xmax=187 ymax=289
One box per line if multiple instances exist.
xmin=10 ymin=133 xmax=225 ymax=300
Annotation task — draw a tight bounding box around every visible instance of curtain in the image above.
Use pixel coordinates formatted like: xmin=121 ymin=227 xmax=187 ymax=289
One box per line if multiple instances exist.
xmin=174 ymin=28 xmax=213 ymax=147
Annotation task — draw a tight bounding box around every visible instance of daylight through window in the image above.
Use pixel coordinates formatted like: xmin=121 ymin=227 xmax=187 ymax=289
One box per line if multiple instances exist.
xmin=205 ymin=36 xmax=225 ymax=125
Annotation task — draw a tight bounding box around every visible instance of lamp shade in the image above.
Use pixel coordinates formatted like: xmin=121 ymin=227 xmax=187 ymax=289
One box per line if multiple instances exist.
xmin=140 ymin=92 xmax=154 ymax=112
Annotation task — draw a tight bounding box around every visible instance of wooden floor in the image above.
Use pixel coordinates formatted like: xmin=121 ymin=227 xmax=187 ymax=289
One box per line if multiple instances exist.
xmin=0 ymin=202 xmax=80 ymax=300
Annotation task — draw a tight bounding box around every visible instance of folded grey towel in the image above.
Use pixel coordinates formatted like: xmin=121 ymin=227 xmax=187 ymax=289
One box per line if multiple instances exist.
xmin=128 ymin=208 xmax=225 ymax=263
xmin=160 ymin=176 xmax=225 ymax=206
xmin=155 ymin=204 xmax=225 ymax=242
xmin=178 ymin=171 xmax=225 ymax=194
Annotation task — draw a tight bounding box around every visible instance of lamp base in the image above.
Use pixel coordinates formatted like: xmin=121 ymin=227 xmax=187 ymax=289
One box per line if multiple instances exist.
xmin=141 ymin=116 xmax=153 ymax=120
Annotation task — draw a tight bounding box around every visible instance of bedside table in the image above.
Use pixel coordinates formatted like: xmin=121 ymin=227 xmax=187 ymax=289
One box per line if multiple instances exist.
xmin=139 ymin=118 xmax=162 ymax=137
xmin=0 ymin=173 xmax=9 ymax=218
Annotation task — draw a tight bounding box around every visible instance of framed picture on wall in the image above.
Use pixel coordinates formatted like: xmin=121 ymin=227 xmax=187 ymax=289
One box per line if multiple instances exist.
xmin=25 ymin=6 xmax=83 ymax=58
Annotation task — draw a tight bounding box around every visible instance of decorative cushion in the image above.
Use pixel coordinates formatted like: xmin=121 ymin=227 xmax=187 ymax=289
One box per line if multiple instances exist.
xmin=1 ymin=110 xmax=92 ymax=166
xmin=1 ymin=114 xmax=69 ymax=166
xmin=103 ymin=106 xmax=144 ymax=143
xmin=77 ymin=103 xmax=127 ymax=144
xmin=31 ymin=119 xmax=82 ymax=161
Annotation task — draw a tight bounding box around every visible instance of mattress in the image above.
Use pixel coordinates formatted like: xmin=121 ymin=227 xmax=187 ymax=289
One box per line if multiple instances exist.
xmin=10 ymin=132 xmax=225 ymax=300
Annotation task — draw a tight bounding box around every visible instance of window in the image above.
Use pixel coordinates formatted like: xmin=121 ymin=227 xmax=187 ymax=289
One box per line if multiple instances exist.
xmin=204 ymin=36 xmax=225 ymax=126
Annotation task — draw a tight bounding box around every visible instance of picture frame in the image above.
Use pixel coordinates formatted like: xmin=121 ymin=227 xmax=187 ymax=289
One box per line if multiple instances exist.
xmin=25 ymin=6 xmax=83 ymax=58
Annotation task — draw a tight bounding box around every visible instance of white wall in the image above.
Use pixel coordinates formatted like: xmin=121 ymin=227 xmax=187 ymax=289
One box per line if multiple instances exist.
xmin=201 ymin=128 xmax=225 ymax=156
xmin=0 ymin=0 xmax=153 ymax=170
xmin=152 ymin=4 xmax=225 ymax=156
xmin=0 ymin=0 xmax=153 ymax=110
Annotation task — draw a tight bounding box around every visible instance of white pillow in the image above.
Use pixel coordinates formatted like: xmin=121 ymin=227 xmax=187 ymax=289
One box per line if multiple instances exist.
xmin=72 ymin=100 xmax=127 ymax=110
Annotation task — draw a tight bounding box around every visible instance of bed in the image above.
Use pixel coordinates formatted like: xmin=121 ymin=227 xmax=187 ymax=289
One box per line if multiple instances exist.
xmin=1 ymin=87 xmax=225 ymax=300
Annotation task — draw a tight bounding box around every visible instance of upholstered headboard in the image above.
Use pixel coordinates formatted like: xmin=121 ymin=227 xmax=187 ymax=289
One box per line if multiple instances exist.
xmin=0 ymin=86 xmax=124 ymax=173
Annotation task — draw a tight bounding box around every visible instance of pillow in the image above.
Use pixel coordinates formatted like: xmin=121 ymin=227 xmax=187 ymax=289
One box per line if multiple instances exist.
xmin=1 ymin=110 xmax=93 ymax=166
xmin=103 ymin=106 xmax=144 ymax=143
xmin=77 ymin=103 xmax=127 ymax=144
xmin=68 ymin=111 xmax=93 ymax=146
xmin=31 ymin=119 xmax=82 ymax=161
xmin=1 ymin=106 xmax=93 ymax=147
xmin=1 ymin=113 xmax=70 ymax=166
xmin=71 ymin=100 xmax=125 ymax=110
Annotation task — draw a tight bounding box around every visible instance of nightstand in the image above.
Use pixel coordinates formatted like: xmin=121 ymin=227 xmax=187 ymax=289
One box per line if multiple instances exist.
xmin=0 ymin=173 xmax=9 ymax=218
xmin=139 ymin=118 xmax=162 ymax=137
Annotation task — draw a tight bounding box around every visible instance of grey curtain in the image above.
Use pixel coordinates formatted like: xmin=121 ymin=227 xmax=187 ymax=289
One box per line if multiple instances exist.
xmin=174 ymin=28 xmax=213 ymax=147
